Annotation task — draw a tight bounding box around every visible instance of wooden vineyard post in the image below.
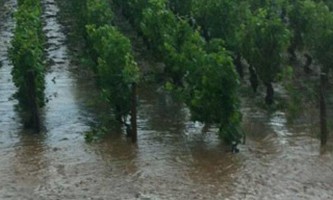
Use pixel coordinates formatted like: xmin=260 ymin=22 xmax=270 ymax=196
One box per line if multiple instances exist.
xmin=320 ymin=71 xmax=328 ymax=146
xmin=131 ymin=82 xmax=137 ymax=143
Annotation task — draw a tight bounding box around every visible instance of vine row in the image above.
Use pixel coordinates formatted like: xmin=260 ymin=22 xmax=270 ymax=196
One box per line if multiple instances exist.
xmin=115 ymin=0 xmax=242 ymax=143
xmin=10 ymin=0 xmax=45 ymax=131
xmin=67 ymin=0 xmax=140 ymax=141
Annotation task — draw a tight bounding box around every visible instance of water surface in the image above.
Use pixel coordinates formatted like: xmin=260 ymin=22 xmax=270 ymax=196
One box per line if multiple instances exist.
xmin=0 ymin=0 xmax=332 ymax=199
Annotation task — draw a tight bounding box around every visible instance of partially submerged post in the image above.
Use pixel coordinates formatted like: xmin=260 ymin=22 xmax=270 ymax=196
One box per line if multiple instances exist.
xmin=320 ymin=71 xmax=328 ymax=146
xmin=231 ymin=141 xmax=239 ymax=153
xmin=130 ymin=83 xmax=137 ymax=143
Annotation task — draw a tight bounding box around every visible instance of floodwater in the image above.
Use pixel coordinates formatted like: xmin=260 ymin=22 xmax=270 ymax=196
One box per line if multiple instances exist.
xmin=1 ymin=0 xmax=333 ymax=199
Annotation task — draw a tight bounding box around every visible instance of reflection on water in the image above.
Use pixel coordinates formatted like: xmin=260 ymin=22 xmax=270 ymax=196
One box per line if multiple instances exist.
xmin=1 ymin=0 xmax=333 ymax=199
xmin=0 ymin=0 xmax=20 ymax=145
xmin=42 ymin=0 xmax=91 ymax=138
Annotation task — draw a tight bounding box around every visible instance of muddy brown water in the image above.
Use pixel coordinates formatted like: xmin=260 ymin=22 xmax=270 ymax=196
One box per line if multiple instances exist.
xmin=1 ymin=0 xmax=333 ymax=199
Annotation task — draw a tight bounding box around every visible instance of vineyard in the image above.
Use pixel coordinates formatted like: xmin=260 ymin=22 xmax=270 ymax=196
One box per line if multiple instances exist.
xmin=10 ymin=0 xmax=45 ymax=131
xmin=7 ymin=0 xmax=333 ymax=145
xmin=1 ymin=0 xmax=333 ymax=199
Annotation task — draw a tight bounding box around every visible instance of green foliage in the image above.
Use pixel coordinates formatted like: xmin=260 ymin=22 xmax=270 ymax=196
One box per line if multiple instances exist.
xmin=184 ymin=43 xmax=242 ymax=143
xmin=302 ymin=0 xmax=333 ymax=71
xmin=80 ymin=0 xmax=140 ymax=121
xmin=63 ymin=0 xmax=140 ymax=123
xmin=115 ymin=0 xmax=333 ymax=143
xmin=113 ymin=0 xmax=150 ymax=31
xmin=86 ymin=0 xmax=113 ymax=27
xmin=192 ymin=0 xmax=250 ymax=51
xmin=84 ymin=0 xmax=114 ymax=69
xmin=240 ymin=8 xmax=290 ymax=83
xmin=9 ymin=0 xmax=45 ymax=113
xmin=287 ymin=0 xmax=307 ymax=52
xmin=169 ymin=0 xmax=193 ymax=16
xmin=163 ymin=19 xmax=205 ymax=84
xmin=86 ymin=25 xmax=139 ymax=118
xmin=137 ymin=0 xmax=204 ymax=84
xmin=66 ymin=0 xmax=88 ymax=36
xmin=246 ymin=0 xmax=288 ymax=12
xmin=140 ymin=0 xmax=178 ymax=56
xmin=116 ymin=0 xmax=243 ymax=143
xmin=315 ymin=0 xmax=333 ymax=11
